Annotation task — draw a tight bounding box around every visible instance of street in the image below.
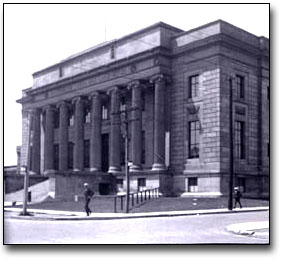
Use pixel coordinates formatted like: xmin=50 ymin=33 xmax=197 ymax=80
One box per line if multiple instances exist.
xmin=4 ymin=211 xmax=269 ymax=244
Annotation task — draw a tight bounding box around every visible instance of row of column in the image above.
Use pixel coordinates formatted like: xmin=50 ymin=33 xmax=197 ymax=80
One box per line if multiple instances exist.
xmin=29 ymin=74 xmax=167 ymax=174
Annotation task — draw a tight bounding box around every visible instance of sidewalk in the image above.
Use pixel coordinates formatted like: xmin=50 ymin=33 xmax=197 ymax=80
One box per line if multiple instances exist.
xmin=5 ymin=206 xmax=269 ymax=221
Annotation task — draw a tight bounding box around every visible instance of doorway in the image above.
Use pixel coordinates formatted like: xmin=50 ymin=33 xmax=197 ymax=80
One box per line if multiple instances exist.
xmin=101 ymin=134 xmax=109 ymax=172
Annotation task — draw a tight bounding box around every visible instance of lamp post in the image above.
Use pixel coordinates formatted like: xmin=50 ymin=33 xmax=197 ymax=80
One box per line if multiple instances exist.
xmin=228 ymin=77 xmax=234 ymax=211
xmin=22 ymin=110 xmax=32 ymax=215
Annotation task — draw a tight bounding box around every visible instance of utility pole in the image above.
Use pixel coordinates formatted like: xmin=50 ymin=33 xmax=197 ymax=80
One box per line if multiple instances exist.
xmin=112 ymin=103 xmax=139 ymax=213
xmin=228 ymin=77 xmax=234 ymax=211
xmin=121 ymin=105 xmax=130 ymax=213
xmin=22 ymin=110 xmax=32 ymax=215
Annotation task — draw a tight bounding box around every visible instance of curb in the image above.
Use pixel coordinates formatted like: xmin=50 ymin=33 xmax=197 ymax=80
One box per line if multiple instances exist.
xmin=226 ymin=221 xmax=269 ymax=239
xmin=5 ymin=207 xmax=269 ymax=221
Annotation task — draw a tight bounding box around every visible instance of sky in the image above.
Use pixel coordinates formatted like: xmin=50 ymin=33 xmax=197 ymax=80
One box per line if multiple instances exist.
xmin=3 ymin=3 xmax=270 ymax=166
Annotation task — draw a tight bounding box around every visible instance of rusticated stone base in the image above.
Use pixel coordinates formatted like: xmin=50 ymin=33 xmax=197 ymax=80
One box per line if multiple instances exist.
xmin=46 ymin=171 xmax=117 ymax=201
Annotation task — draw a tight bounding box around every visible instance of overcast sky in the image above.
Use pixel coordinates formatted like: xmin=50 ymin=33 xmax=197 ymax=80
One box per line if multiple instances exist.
xmin=3 ymin=3 xmax=269 ymax=166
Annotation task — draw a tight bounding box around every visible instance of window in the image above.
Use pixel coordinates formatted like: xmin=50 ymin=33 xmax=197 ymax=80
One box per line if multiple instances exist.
xmin=102 ymin=104 xmax=109 ymax=120
xmin=83 ymin=103 xmax=91 ymax=124
xmin=188 ymin=121 xmax=200 ymax=159
xmin=110 ymin=45 xmax=115 ymax=59
xmin=142 ymin=92 xmax=145 ymax=111
xmin=237 ymin=177 xmax=246 ymax=193
xmin=138 ymin=178 xmax=146 ymax=192
xmin=68 ymin=142 xmax=74 ymax=169
xmin=53 ymin=109 xmax=59 ymax=129
xmin=53 ymin=144 xmax=59 ymax=170
xmin=120 ymin=97 xmax=126 ymax=112
xmin=189 ymin=75 xmax=199 ymax=98
xmin=187 ymin=177 xmax=198 ymax=192
xmin=84 ymin=139 xmax=90 ymax=168
xmin=68 ymin=108 xmax=74 ymax=127
xmin=235 ymin=121 xmax=245 ymax=159
xmin=29 ymin=146 xmax=33 ymax=170
xmin=142 ymin=131 xmax=145 ymax=164
xmin=235 ymin=75 xmax=245 ymax=99
xmin=59 ymin=66 xmax=64 ymax=78
xmin=120 ymin=136 xmax=125 ymax=165
xmin=116 ymin=179 xmax=124 ymax=192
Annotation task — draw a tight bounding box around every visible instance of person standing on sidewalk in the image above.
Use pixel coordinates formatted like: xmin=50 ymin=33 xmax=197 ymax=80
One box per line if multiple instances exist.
xmin=84 ymin=183 xmax=94 ymax=216
xmin=234 ymin=187 xmax=242 ymax=208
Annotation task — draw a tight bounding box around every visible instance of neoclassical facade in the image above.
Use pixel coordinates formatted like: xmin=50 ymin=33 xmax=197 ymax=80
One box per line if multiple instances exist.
xmin=18 ymin=20 xmax=269 ymax=199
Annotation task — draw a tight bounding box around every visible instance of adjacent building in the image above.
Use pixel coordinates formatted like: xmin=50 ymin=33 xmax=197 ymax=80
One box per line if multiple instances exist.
xmin=17 ymin=20 xmax=269 ymax=199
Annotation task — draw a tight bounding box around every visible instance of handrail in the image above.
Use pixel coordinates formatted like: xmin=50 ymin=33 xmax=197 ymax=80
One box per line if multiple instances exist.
xmin=113 ymin=187 xmax=160 ymax=213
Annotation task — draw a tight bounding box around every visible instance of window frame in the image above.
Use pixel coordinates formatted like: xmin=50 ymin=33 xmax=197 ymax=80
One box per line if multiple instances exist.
xmin=188 ymin=75 xmax=199 ymax=98
xmin=188 ymin=120 xmax=200 ymax=159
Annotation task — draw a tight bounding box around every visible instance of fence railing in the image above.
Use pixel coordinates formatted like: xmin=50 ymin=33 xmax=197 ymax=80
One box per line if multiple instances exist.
xmin=113 ymin=188 xmax=160 ymax=213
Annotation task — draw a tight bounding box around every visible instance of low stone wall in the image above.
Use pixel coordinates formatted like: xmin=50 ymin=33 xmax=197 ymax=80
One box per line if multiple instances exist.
xmin=53 ymin=171 xmax=117 ymax=201
xmin=4 ymin=174 xmax=48 ymax=194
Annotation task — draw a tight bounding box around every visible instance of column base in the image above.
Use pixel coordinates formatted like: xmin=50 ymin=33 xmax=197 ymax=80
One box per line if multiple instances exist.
xmin=44 ymin=169 xmax=56 ymax=175
xmin=108 ymin=166 xmax=121 ymax=173
xmin=90 ymin=167 xmax=101 ymax=172
xmin=130 ymin=165 xmax=142 ymax=172
xmin=151 ymin=163 xmax=166 ymax=171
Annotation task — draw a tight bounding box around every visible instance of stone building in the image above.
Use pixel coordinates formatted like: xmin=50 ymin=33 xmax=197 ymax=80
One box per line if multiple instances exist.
xmin=17 ymin=20 xmax=269 ymax=199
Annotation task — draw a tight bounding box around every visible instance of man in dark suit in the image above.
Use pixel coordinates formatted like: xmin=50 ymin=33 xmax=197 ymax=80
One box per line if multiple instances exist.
xmin=84 ymin=183 xmax=94 ymax=216
xmin=234 ymin=187 xmax=242 ymax=209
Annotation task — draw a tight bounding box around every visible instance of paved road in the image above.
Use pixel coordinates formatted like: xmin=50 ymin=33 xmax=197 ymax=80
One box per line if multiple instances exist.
xmin=4 ymin=211 xmax=269 ymax=244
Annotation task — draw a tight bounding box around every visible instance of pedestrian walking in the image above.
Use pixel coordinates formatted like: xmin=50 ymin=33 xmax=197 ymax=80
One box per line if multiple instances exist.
xmin=84 ymin=183 xmax=94 ymax=216
xmin=234 ymin=187 xmax=242 ymax=209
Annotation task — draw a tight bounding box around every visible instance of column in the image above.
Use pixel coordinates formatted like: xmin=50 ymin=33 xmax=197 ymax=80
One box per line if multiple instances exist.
xmin=44 ymin=105 xmax=55 ymax=174
xmin=152 ymin=75 xmax=166 ymax=171
xmin=129 ymin=81 xmax=143 ymax=171
xmin=90 ymin=92 xmax=102 ymax=171
xmin=108 ymin=87 xmax=121 ymax=173
xmin=73 ymin=97 xmax=84 ymax=171
xmin=31 ymin=108 xmax=41 ymax=174
xmin=59 ymin=101 xmax=69 ymax=171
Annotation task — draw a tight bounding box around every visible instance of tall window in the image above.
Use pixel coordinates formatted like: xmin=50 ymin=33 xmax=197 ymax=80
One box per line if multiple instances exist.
xmin=102 ymin=104 xmax=109 ymax=120
xmin=53 ymin=109 xmax=60 ymax=129
xmin=187 ymin=177 xmax=198 ymax=192
xmin=188 ymin=121 xmax=200 ymax=159
xmin=120 ymin=136 xmax=125 ymax=165
xmin=84 ymin=139 xmax=90 ymax=168
xmin=142 ymin=92 xmax=145 ymax=111
xmin=68 ymin=108 xmax=74 ymax=127
xmin=142 ymin=131 xmax=145 ymax=164
xmin=189 ymin=75 xmax=199 ymax=98
xmin=138 ymin=178 xmax=146 ymax=192
xmin=68 ymin=142 xmax=74 ymax=169
xmin=235 ymin=75 xmax=245 ymax=99
xmin=235 ymin=121 xmax=245 ymax=159
xmin=53 ymin=144 xmax=59 ymax=170
xmin=84 ymin=105 xmax=91 ymax=124
xmin=237 ymin=177 xmax=246 ymax=193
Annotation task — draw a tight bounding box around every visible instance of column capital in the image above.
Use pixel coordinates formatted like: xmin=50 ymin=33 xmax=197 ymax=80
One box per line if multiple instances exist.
xmin=88 ymin=91 xmax=102 ymax=100
xmin=107 ymin=86 xmax=121 ymax=96
xmin=42 ymin=104 xmax=56 ymax=113
xmin=150 ymin=74 xmax=171 ymax=84
xmin=127 ymin=80 xmax=147 ymax=90
xmin=71 ymin=96 xmax=84 ymax=105
xmin=29 ymin=107 xmax=41 ymax=115
xmin=56 ymin=100 xmax=69 ymax=109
